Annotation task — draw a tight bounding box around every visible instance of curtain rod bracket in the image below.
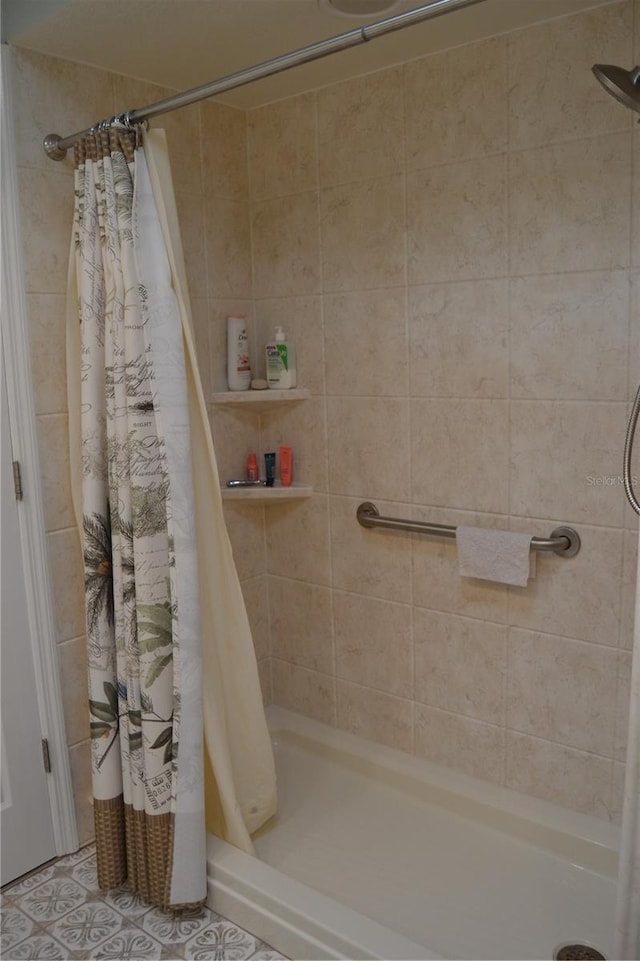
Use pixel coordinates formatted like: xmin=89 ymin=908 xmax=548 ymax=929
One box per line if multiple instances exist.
xmin=43 ymin=133 xmax=67 ymax=161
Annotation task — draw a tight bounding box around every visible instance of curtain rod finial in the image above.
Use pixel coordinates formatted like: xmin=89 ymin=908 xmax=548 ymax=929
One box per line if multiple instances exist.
xmin=43 ymin=134 xmax=67 ymax=161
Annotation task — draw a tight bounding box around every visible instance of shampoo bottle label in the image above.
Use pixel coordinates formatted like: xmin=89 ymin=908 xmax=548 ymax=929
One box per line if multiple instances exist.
xmin=266 ymin=339 xmax=295 ymax=388
xmin=236 ymin=330 xmax=250 ymax=373
xmin=266 ymin=344 xmax=283 ymax=384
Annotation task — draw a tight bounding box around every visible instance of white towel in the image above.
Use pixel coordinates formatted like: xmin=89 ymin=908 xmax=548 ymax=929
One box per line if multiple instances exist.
xmin=456 ymin=527 xmax=536 ymax=587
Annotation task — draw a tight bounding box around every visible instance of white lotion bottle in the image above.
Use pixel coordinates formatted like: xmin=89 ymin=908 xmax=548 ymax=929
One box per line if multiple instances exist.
xmin=227 ymin=314 xmax=251 ymax=391
xmin=265 ymin=326 xmax=297 ymax=389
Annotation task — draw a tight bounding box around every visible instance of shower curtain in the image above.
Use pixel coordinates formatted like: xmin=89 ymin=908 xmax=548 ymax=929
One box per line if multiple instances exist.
xmin=615 ymin=523 xmax=640 ymax=959
xmin=66 ymin=125 xmax=277 ymax=910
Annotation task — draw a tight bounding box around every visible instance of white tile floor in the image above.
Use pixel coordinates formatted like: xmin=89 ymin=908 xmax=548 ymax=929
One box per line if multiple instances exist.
xmin=1 ymin=845 xmax=286 ymax=960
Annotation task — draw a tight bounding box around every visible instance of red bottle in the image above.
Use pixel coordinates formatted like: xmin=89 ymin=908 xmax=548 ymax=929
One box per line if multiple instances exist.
xmin=247 ymin=452 xmax=259 ymax=482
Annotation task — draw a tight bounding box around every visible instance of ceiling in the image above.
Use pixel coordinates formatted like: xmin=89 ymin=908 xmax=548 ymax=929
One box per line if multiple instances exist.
xmin=3 ymin=0 xmax=614 ymax=109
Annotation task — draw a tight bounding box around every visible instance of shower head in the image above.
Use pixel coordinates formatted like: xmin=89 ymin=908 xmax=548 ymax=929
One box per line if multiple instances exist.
xmin=592 ymin=63 xmax=640 ymax=114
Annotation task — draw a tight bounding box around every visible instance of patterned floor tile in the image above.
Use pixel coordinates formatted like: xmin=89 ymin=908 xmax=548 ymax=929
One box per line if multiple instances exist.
xmin=51 ymin=899 xmax=123 ymax=953
xmin=20 ymin=877 xmax=89 ymax=923
xmin=184 ymin=921 xmax=257 ymax=960
xmin=1 ymin=844 xmax=289 ymax=961
xmin=0 ymin=904 xmax=35 ymax=951
xmin=142 ymin=907 xmax=213 ymax=945
xmin=160 ymin=947 xmax=185 ymax=961
xmin=54 ymin=844 xmax=96 ymax=870
xmin=92 ymin=924 xmax=164 ymax=959
xmin=71 ymin=852 xmax=101 ymax=894
xmin=8 ymin=931 xmax=71 ymax=959
xmin=104 ymin=884 xmax=154 ymax=918
xmin=0 ymin=889 xmax=14 ymax=910
xmin=5 ymin=863 xmax=56 ymax=896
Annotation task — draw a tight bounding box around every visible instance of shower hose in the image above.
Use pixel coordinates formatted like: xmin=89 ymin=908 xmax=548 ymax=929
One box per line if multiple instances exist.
xmin=624 ymin=382 xmax=640 ymax=515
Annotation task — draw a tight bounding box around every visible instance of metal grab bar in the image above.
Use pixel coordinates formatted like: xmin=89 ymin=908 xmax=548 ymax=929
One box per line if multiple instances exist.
xmin=356 ymin=502 xmax=581 ymax=557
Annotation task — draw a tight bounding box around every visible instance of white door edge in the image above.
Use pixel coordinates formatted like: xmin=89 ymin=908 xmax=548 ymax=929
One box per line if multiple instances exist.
xmin=1 ymin=44 xmax=79 ymax=857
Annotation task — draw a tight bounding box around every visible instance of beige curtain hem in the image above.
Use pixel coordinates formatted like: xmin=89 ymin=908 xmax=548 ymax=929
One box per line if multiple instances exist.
xmin=142 ymin=129 xmax=277 ymax=852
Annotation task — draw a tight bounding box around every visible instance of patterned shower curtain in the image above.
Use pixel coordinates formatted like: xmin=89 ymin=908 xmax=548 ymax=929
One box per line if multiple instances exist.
xmin=68 ymin=127 xmax=205 ymax=909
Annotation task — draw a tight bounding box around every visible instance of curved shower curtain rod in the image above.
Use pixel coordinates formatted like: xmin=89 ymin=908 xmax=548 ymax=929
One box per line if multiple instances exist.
xmin=43 ymin=0 xmax=486 ymax=160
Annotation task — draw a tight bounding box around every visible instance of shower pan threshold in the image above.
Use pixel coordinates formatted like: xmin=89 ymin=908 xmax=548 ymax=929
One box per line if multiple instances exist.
xmin=206 ymin=707 xmax=619 ymax=960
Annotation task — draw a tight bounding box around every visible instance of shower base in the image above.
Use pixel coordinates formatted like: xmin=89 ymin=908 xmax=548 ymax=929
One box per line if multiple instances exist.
xmin=206 ymin=707 xmax=618 ymax=960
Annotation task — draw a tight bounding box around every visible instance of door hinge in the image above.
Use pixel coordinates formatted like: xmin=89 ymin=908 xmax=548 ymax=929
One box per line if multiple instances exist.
xmin=41 ymin=738 xmax=52 ymax=774
xmin=12 ymin=460 xmax=23 ymax=501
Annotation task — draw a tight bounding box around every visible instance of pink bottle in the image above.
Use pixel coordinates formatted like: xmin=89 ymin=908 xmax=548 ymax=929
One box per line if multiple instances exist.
xmin=247 ymin=452 xmax=259 ymax=482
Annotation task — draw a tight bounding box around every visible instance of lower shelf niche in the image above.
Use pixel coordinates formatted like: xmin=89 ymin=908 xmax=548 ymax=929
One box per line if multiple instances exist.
xmin=221 ymin=482 xmax=313 ymax=503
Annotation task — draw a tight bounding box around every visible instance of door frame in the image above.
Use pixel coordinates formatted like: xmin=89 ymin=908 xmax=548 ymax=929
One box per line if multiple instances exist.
xmin=1 ymin=44 xmax=79 ymax=857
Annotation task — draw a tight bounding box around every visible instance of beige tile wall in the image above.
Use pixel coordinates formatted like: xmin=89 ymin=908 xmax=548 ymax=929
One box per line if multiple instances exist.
xmin=9 ymin=47 xmax=263 ymax=845
xmin=246 ymin=0 xmax=640 ymax=821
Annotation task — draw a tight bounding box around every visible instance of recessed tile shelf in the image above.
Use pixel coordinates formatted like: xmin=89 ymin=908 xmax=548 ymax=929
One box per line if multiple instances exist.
xmin=221 ymin=482 xmax=313 ymax=503
xmin=209 ymin=387 xmax=310 ymax=414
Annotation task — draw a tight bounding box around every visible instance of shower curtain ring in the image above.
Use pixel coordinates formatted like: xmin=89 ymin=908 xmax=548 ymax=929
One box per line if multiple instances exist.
xmin=112 ymin=112 xmax=131 ymax=129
